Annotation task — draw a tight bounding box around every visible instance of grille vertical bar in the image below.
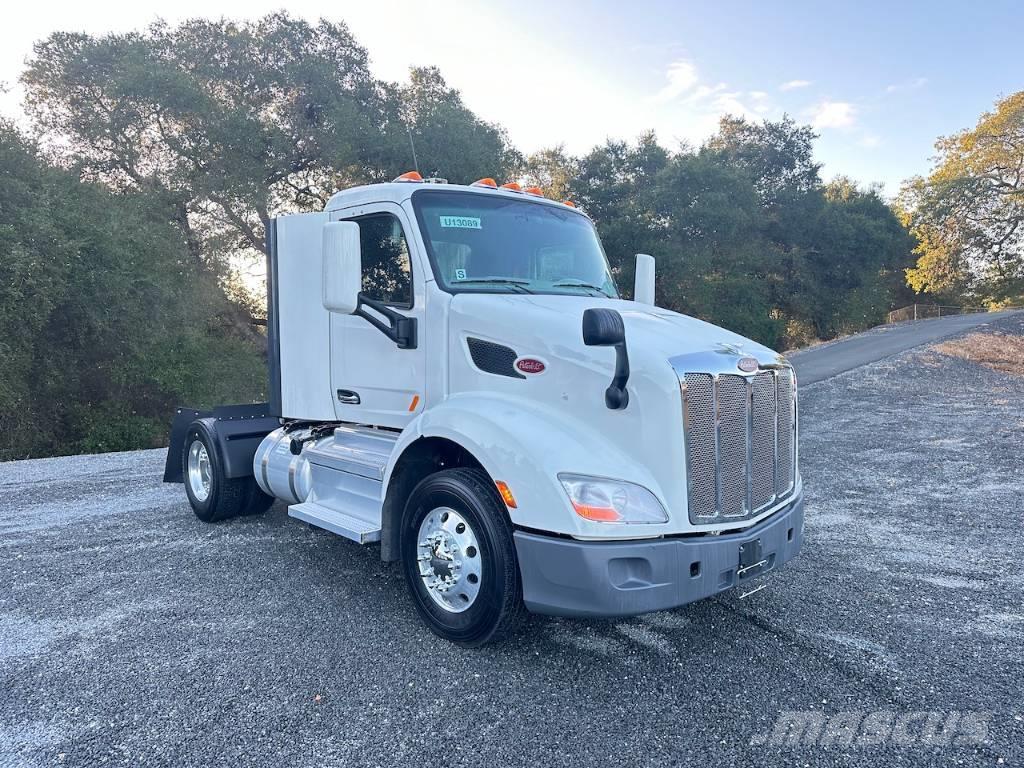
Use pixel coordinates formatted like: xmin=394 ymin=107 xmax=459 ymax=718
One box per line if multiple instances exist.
xmin=682 ymin=374 xmax=717 ymax=520
xmin=682 ymin=366 xmax=797 ymax=524
xmin=750 ymin=373 xmax=777 ymax=510
xmin=716 ymin=376 xmax=749 ymax=517
xmin=776 ymin=368 xmax=795 ymax=497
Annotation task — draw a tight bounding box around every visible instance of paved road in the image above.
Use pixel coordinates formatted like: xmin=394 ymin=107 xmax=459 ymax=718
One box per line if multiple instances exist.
xmin=788 ymin=310 xmax=1021 ymax=384
xmin=2 ymin=315 xmax=1023 ymax=767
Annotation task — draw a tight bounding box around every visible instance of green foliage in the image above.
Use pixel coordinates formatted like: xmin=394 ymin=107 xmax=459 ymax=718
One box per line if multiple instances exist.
xmin=5 ymin=15 xmax=924 ymax=460
xmin=22 ymin=15 xmax=520 ymax=268
xmin=398 ymin=67 xmax=521 ymax=183
xmin=900 ymin=92 xmax=1024 ymax=304
xmin=568 ymin=119 xmax=915 ymax=348
xmin=522 ymin=145 xmax=579 ymax=201
xmin=0 ymin=125 xmax=265 ymax=460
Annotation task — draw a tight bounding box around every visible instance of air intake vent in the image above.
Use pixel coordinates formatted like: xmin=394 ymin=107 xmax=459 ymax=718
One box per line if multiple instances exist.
xmin=467 ymin=338 xmax=525 ymax=379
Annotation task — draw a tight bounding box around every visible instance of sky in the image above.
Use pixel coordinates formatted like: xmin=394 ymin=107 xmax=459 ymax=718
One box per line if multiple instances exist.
xmin=1 ymin=0 xmax=1021 ymax=195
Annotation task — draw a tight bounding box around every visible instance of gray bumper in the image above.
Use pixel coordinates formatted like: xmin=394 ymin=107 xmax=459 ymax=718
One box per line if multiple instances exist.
xmin=514 ymin=495 xmax=804 ymax=618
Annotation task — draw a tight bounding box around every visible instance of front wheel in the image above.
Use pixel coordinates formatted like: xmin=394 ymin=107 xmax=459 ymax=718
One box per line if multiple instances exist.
xmin=400 ymin=468 xmax=526 ymax=647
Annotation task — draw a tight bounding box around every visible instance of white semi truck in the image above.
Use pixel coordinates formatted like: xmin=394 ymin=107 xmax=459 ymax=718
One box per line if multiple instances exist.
xmin=164 ymin=172 xmax=803 ymax=646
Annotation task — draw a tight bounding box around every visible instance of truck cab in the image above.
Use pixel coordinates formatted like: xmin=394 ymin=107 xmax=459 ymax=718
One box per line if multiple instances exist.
xmin=164 ymin=174 xmax=804 ymax=646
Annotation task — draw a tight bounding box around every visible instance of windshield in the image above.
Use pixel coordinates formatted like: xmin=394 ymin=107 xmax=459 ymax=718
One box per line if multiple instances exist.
xmin=411 ymin=190 xmax=618 ymax=298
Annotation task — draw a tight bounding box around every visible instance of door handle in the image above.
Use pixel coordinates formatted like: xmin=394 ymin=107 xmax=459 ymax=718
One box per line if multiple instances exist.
xmin=336 ymin=389 xmax=361 ymax=405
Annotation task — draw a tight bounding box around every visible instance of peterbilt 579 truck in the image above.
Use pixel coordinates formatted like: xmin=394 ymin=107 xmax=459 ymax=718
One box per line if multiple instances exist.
xmin=164 ymin=172 xmax=804 ymax=646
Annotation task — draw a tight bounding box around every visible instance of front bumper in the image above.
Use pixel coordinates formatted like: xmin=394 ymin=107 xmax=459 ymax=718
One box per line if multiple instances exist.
xmin=514 ymin=495 xmax=804 ymax=617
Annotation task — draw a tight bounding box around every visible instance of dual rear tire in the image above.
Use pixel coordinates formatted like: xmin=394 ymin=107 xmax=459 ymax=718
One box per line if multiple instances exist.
xmin=182 ymin=427 xmax=274 ymax=523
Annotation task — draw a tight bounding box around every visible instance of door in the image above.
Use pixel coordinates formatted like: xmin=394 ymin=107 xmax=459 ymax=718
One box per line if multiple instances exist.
xmin=330 ymin=203 xmax=426 ymax=428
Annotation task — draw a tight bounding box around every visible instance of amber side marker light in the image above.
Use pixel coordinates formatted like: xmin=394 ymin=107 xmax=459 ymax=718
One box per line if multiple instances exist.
xmin=408 ymin=394 xmax=420 ymax=412
xmin=495 ymin=481 xmax=518 ymax=508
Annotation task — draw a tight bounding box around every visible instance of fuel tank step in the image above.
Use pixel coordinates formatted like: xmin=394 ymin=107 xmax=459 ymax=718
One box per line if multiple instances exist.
xmin=303 ymin=425 xmax=399 ymax=481
xmin=288 ymin=501 xmax=382 ymax=544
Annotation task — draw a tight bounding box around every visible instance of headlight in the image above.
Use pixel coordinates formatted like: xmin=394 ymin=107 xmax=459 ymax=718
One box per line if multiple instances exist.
xmin=557 ymin=473 xmax=669 ymax=524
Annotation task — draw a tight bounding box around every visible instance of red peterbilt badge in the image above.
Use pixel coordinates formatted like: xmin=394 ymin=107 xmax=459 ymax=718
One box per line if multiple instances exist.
xmin=515 ymin=358 xmax=546 ymax=374
xmin=737 ymin=356 xmax=759 ymax=373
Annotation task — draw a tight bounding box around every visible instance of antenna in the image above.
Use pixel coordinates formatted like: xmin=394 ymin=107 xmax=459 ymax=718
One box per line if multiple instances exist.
xmin=406 ymin=126 xmax=420 ymax=174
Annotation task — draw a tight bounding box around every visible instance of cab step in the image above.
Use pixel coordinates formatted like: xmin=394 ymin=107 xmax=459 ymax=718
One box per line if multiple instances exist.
xmin=288 ymin=501 xmax=382 ymax=544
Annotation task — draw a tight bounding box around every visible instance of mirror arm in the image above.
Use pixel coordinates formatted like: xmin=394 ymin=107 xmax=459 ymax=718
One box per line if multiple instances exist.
xmin=605 ymin=342 xmax=630 ymax=410
xmin=582 ymin=308 xmax=630 ymax=410
xmin=355 ymin=293 xmax=418 ymax=349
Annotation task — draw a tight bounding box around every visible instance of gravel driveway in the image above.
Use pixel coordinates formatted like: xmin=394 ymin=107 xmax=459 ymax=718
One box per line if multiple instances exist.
xmin=2 ymin=315 xmax=1023 ymax=767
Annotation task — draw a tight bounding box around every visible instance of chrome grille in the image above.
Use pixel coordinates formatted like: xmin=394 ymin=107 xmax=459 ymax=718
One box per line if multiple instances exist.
xmin=682 ymin=367 xmax=797 ymax=524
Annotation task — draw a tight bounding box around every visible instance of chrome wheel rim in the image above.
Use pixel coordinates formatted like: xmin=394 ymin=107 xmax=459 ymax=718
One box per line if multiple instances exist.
xmin=187 ymin=439 xmax=212 ymax=502
xmin=416 ymin=507 xmax=482 ymax=613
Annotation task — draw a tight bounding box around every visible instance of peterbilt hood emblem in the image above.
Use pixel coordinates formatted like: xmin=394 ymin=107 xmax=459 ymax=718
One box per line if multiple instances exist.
xmin=737 ymin=356 xmax=759 ymax=373
xmin=515 ymin=357 xmax=547 ymax=375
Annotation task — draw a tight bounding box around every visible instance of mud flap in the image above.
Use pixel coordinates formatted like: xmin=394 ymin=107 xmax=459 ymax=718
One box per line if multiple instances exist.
xmin=162 ymin=404 xmax=279 ymax=483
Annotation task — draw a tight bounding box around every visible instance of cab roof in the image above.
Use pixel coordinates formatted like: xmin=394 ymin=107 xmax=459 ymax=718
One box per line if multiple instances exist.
xmin=324 ymin=180 xmax=581 ymax=215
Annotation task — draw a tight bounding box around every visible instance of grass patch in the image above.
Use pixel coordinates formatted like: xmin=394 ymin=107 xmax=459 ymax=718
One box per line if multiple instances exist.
xmin=932 ymin=331 xmax=1024 ymax=375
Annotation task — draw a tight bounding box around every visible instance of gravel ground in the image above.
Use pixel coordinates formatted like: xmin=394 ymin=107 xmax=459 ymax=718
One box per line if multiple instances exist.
xmin=2 ymin=315 xmax=1023 ymax=767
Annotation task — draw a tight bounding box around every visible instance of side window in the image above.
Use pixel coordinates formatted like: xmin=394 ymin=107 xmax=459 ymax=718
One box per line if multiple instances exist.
xmin=356 ymin=213 xmax=413 ymax=306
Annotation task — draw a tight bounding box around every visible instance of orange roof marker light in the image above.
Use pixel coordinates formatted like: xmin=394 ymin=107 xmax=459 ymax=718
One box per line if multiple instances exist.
xmin=471 ymin=177 xmax=498 ymax=188
xmin=393 ymin=171 xmax=423 ymax=182
xmin=495 ymin=481 xmax=518 ymax=509
xmin=500 ymin=182 xmax=522 ymax=192
xmin=524 ymin=186 xmax=544 ymax=196
xmin=563 ymin=200 xmax=576 ymax=208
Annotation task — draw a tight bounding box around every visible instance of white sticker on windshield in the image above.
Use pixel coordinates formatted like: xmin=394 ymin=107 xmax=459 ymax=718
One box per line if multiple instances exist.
xmin=440 ymin=215 xmax=481 ymax=229
xmin=454 ymin=268 xmax=467 ymax=280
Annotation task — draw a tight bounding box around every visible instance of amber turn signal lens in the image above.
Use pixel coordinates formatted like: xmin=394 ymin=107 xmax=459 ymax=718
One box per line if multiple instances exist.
xmin=495 ymin=481 xmax=517 ymax=508
xmin=572 ymin=504 xmax=622 ymax=522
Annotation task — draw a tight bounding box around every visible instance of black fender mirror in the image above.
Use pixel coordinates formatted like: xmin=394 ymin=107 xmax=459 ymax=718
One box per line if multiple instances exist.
xmin=582 ymin=308 xmax=629 ymax=410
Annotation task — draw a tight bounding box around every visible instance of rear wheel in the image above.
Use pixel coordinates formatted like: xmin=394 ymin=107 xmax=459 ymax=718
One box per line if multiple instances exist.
xmin=400 ymin=468 xmax=525 ymax=646
xmin=182 ymin=426 xmax=269 ymax=522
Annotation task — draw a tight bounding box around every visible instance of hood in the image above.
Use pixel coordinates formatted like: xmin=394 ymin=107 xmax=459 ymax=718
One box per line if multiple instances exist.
xmin=449 ymin=293 xmax=784 ymax=367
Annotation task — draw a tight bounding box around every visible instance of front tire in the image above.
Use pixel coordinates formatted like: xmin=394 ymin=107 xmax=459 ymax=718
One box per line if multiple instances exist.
xmin=400 ymin=468 xmax=526 ymax=647
xmin=182 ymin=426 xmax=267 ymax=523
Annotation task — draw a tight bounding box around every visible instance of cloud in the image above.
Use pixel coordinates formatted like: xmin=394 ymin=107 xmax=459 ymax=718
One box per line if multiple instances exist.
xmin=858 ymin=134 xmax=881 ymax=148
xmin=811 ymin=101 xmax=856 ymax=129
xmin=653 ymin=60 xmax=700 ymax=103
xmin=885 ymin=77 xmax=928 ymax=94
xmin=646 ymin=57 xmax=787 ymax=146
xmin=779 ymin=79 xmax=812 ymax=91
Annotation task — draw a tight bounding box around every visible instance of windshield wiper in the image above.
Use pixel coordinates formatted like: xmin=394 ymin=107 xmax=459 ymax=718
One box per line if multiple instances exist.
xmin=552 ymin=280 xmax=611 ymax=297
xmin=455 ymin=277 xmax=534 ymax=294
